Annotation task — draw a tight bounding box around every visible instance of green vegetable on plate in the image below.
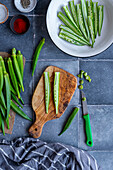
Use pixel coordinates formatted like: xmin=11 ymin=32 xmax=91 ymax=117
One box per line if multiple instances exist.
xmin=98 ymin=5 xmax=104 ymax=36
xmin=93 ymin=2 xmax=98 ymax=38
xmin=44 ymin=72 xmax=51 ymax=114
xmin=59 ymin=107 xmax=79 ymax=136
xmin=69 ymin=0 xmax=79 ymax=26
xmin=54 ymin=72 xmax=60 ymax=114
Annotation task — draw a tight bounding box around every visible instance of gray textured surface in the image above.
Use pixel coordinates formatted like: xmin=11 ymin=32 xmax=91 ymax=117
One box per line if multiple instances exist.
xmin=0 ymin=0 xmax=113 ymax=169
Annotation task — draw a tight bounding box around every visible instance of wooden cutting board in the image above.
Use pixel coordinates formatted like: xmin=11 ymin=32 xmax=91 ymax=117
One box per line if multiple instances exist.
xmin=0 ymin=52 xmax=25 ymax=134
xmin=29 ymin=66 xmax=77 ymax=138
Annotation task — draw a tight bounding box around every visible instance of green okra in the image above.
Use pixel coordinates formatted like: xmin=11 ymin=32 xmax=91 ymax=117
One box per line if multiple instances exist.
xmin=59 ymin=107 xmax=79 ymax=136
xmin=78 ymin=85 xmax=83 ymax=90
xmin=17 ymin=51 xmax=24 ymax=79
xmin=69 ymin=0 xmax=79 ymax=26
xmin=88 ymin=16 xmax=95 ymax=47
xmin=98 ymin=5 xmax=104 ymax=36
xmin=32 ymin=38 xmax=45 ymax=76
xmin=59 ymin=33 xmax=84 ymax=46
xmin=19 ymin=95 xmax=24 ymax=105
xmin=58 ymin=12 xmax=82 ymax=36
xmin=4 ymin=72 xmax=11 ymax=119
xmin=93 ymin=2 xmax=98 ymax=38
xmin=59 ymin=25 xmax=91 ymax=45
xmin=54 ymin=72 xmax=60 ymax=114
xmin=87 ymin=0 xmax=94 ymax=30
xmin=0 ymin=67 xmax=3 ymax=95
xmin=7 ymin=58 xmax=20 ymax=99
xmin=10 ymin=100 xmax=32 ymax=121
xmin=0 ymin=56 xmax=6 ymax=72
xmin=59 ymin=29 xmax=90 ymax=46
xmin=81 ymin=0 xmax=90 ymax=41
xmin=0 ymin=104 xmax=6 ymax=118
xmin=0 ymin=91 xmax=6 ymax=109
xmin=11 ymin=93 xmax=23 ymax=109
xmin=1 ymin=116 xmax=5 ymax=135
xmin=0 ymin=113 xmax=2 ymax=129
xmin=44 ymin=72 xmax=51 ymax=114
xmin=63 ymin=5 xmax=82 ymax=35
xmin=76 ymin=4 xmax=88 ymax=40
xmin=11 ymin=48 xmax=24 ymax=92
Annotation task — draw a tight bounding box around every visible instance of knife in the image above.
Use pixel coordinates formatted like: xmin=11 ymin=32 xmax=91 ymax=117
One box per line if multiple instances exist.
xmin=81 ymin=91 xmax=93 ymax=147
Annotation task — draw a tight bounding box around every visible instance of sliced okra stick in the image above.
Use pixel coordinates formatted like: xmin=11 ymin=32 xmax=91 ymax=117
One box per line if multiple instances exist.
xmin=76 ymin=4 xmax=88 ymax=40
xmin=60 ymin=29 xmax=91 ymax=46
xmin=63 ymin=6 xmax=82 ymax=35
xmin=44 ymin=72 xmax=51 ymax=113
xmin=58 ymin=12 xmax=82 ymax=36
xmin=59 ymin=33 xmax=84 ymax=46
xmin=17 ymin=51 xmax=24 ymax=80
xmin=0 ymin=67 xmax=3 ymax=95
xmin=10 ymin=100 xmax=32 ymax=121
xmin=11 ymin=48 xmax=24 ymax=92
xmin=0 ymin=91 xmax=6 ymax=109
xmin=54 ymin=72 xmax=60 ymax=114
xmin=4 ymin=72 xmax=11 ymax=120
xmin=59 ymin=25 xmax=91 ymax=45
xmin=69 ymin=0 xmax=79 ymax=26
xmin=81 ymin=0 xmax=90 ymax=41
xmin=11 ymin=93 xmax=23 ymax=109
xmin=98 ymin=5 xmax=104 ymax=36
xmin=88 ymin=16 xmax=95 ymax=47
xmin=93 ymin=2 xmax=98 ymax=38
xmin=7 ymin=58 xmax=20 ymax=99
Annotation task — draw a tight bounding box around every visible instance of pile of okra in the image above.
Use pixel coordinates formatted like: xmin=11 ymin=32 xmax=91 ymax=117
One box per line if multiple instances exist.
xmin=0 ymin=48 xmax=32 ymax=135
xmin=58 ymin=0 xmax=104 ymax=47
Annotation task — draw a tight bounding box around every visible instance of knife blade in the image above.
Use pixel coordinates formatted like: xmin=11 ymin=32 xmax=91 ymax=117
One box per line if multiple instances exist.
xmin=81 ymin=91 xmax=93 ymax=147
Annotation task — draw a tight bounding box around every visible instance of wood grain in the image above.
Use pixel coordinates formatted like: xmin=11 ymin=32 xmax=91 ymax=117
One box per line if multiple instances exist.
xmin=0 ymin=52 xmax=25 ymax=134
xmin=29 ymin=66 xmax=77 ymax=138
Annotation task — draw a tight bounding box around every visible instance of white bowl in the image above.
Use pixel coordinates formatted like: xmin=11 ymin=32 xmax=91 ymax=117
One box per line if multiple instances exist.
xmin=14 ymin=0 xmax=37 ymax=13
xmin=0 ymin=3 xmax=9 ymax=24
xmin=46 ymin=0 xmax=113 ymax=57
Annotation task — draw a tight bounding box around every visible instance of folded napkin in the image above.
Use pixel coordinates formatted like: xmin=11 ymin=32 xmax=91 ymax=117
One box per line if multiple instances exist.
xmin=0 ymin=137 xmax=99 ymax=170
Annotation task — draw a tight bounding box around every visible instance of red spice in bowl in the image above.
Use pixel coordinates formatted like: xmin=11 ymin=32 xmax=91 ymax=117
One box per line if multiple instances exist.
xmin=14 ymin=18 xmax=27 ymax=34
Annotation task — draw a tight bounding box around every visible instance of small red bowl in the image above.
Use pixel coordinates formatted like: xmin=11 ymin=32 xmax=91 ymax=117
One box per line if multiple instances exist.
xmin=10 ymin=15 xmax=30 ymax=35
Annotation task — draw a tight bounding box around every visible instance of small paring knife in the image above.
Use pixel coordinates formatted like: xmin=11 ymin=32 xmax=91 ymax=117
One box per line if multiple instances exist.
xmin=81 ymin=91 xmax=93 ymax=147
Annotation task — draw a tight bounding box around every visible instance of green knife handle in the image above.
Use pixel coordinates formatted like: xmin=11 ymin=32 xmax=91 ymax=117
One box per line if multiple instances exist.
xmin=83 ymin=114 xmax=93 ymax=147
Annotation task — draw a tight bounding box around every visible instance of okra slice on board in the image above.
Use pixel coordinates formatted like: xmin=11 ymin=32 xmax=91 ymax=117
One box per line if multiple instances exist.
xmin=58 ymin=12 xmax=82 ymax=36
xmin=44 ymin=72 xmax=51 ymax=113
xmin=63 ymin=6 xmax=82 ymax=35
xmin=98 ymin=5 xmax=104 ymax=36
xmin=0 ymin=66 xmax=3 ymax=95
xmin=7 ymin=58 xmax=20 ymax=99
xmin=76 ymin=4 xmax=88 ymax=40
xmin=88 ymin=16 xmax=95 ymax=47
xmin=81 ymin=0 xmax=90 ymax=41
xmin=60 ymin=29 xmax=90 ymax=46
xmin=17 ymin=51 xmax=24 ymax=80
xmin=59 ymin=25 xmax=91 ymax=45
xmin=54 ymin=72 xmax=60 ymax=114
xmin=4 ymin=72 xmax=11 ymax=120
xmin=59 ymin=33 xmax=84 ymax=46
xmin=93 ymin=2 xmax=98 ymax=38
xmin=11 ymin=48 xmax=24 ymax=92
xmin=69 ymin=0 xmax=79 ymax=26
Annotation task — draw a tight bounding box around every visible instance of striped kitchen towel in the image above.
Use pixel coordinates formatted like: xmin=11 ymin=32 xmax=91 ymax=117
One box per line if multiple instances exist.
xmin=0 ymin=137 xmax=99 ymax=170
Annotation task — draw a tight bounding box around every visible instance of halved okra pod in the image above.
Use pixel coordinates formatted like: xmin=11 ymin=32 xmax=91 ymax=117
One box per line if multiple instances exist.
xmin=76 ymin=4 xmax=88 ymax=40
xmin=54 ymin=72 xmax=60 ymax=114
xmin=69 ymin=0 xmax=79 ymax=26
xmin=11 ymin=48 xmax=24 ymax=92
xmin=88 ymin=16 xmax=95 ymax=47
xmin=58 ymin=12 xmax=82 ymax=36
xmin=0 ymin=66 xmax=3 ymax=95
xmin=87 ymin=0 xmax=94 ymax=29
xmin=7 ymin=57 xmax=20 ymax=99
xmin=93 ymin=2 xmax=98 ymax=38
xmin=81 ymin=0 xmax=90 ymax=41
xmin=17 ymin=51 xmax=24 ymax=80
xmin=63 ymin=5 xmax=82 ymax=35
xmin=44 ymin=72 xmax=51 ymax=113
xmin=4 ymin=72 xmax=11 ymax=120
xmin=98 ymin=5 xmax=104 ymax=36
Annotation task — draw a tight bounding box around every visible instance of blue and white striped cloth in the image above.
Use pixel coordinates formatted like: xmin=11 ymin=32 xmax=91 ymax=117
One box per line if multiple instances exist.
xmin=0 ymin=137 xmax=99 ymax=170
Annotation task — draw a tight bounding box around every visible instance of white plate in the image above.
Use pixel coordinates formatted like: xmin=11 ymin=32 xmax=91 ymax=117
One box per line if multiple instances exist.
xmin=14 ymin=0 xmax=37 ymax=13
xmin=0 ymin=4 xmax=9 ymax=24
xmin=46 ymin=0 xmax=113 ymax=57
